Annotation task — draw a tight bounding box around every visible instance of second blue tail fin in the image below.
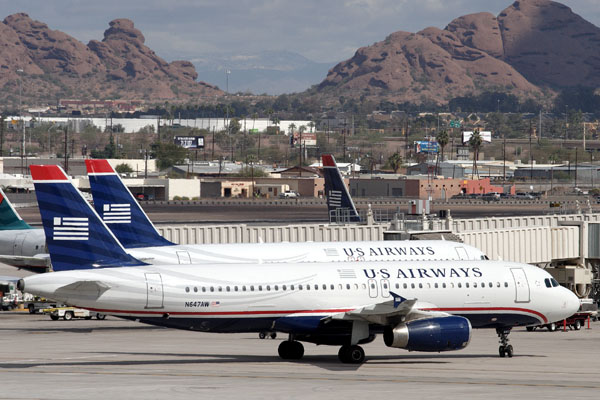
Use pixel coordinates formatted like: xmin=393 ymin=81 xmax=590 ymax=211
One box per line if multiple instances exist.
xmin=322 ymin=154 xmax=360 ymax=222
xmin=86 ymin=159 xmax=173 ymax=248
xmin=31 ymin=165 xmax=146 ymax=271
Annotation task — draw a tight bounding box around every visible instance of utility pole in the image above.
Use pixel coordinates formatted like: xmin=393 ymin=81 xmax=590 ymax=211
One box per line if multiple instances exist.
xmin=575 ymin=147 xmax=578 ymax=189
xmin=64 ymin=124 xmax=69 ymax=174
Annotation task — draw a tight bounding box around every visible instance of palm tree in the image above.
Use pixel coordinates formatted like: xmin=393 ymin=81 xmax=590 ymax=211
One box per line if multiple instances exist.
xmin=469 ymin=128 xmax=482 ymax=179
xmin=251 ymin=112 xmax=258 ymax=132
xmin=388 ymin=152 xmax=403 ymax=173
xmin=308 ymin=121 xmax=315 ymax=133
xmin=298 ymin=125 xmax=306 ymax=166
xmin=435 ymin=129 xmax=449 ymax=175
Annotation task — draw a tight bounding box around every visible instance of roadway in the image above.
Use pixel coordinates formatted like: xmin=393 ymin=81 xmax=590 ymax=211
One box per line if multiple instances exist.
xmin=0 ymin=311 xmax=598 ymax=400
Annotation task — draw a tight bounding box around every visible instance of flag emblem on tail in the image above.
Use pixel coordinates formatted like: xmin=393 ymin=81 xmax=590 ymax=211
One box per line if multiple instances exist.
xmin=53 ymin=217 xmax=89 ymax=241
xmin=328 ymin=190 xmax=342 ymax=207
xmin=102 ymin=203 xmax=131 ymax=224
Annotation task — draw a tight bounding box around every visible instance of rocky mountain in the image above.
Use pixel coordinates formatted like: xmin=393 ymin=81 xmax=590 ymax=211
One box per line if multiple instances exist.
xmin=0 ymin=14 xmax=222 ymax=106
xmin=317 ymin=0 xmax=600 ymax=105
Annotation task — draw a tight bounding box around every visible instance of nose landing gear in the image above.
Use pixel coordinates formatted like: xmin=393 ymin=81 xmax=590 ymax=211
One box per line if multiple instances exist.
xmin=497 ymin=327 xmax=513 ymax=358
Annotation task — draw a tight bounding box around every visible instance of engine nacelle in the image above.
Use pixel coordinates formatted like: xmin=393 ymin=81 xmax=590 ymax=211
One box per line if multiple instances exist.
xmin=383 ymin=316 xmax=471 ymax=352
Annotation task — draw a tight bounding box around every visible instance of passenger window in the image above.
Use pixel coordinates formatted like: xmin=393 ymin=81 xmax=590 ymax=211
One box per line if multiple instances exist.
xmin=259 ymin=285 xmax=263 ymax=291
xmin=185 ymin=287 xmax=190 ymax=293
xmin=383 ymin=282 xmax=389 ymax=289
xmin=218 ymin=286 xmax=222 ymax=292
xmin=331 ymin=284 xmax=335 ymax=290
xmin=450 ymin=283 xmax=454 ymax=288
xmin=283 ymin=285 xmax=287 ymax=291
xmin=362 ymin=283 xmax=367 ymax=290
xmin=434 ymin=283 xmax=439 ymax=289
xmin=370 ymin=283 xmax=375 ymax=289
xmin=314 ymin=284 xmax=319 ymax=290
xmin=275 ymin=285 xmax=279 ymax=291
xmin=242 ymin=286 xmax=247 ymax=291
xmin=299 ymin=284 xmax=303 ymax=290
xmin=210 ymin=286 xmax=214 ymax=292
xmin=504 ymin=282 xmax=508 ymax=288
xmin=418 ymin=283 xmax=423 ymax=289
xmin=458 ymin=283 xmax=462 ymax=288
xmin=496 ymin=282 xmax=500 ymax=288
xmin=323 ymin=284 xmax=327 ymax=290
xmin=346 ymin=284 xmax=351 ymax=290
xmin=250 ymin=285 xmax=255 ymax=291
xmin=226 ymin=286 xmax=230 ymax=292
xmin=395 ymin=283 xmax=399 ymax=289
xmin=411 ymin=283 xmax=415 ymax=289
xmin=473 ymin=283 xmax=477 ymax=288
xmin=234 ymin=286 xmax=238 ymax=292
xmin=202 ymin=287 xmax=206 ymax=292
xmin=306 ymin=285 xmax=310 ymax=291
xmin=193 ymin=287 xmax=198 ymax=292
xmin=465 ymin=283 xmax=469 ymax=288
xmin=290 ymin=285 xmax=294 ymax=291
xmin=442 ymin=283 xmax=447 ymax=288
xmin=266 ymin=285 xmax=270 ymax=291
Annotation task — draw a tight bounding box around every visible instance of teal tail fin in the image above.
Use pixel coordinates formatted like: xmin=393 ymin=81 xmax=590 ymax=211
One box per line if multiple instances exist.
xmin=0 ymin=188 xmax=33 ymax=230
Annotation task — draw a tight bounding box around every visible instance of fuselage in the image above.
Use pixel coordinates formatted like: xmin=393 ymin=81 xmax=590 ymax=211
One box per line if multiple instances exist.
xmin=23 ymin=260 xmax=579 ymax=335
xmin=127 ymin=240 xmax=487 ymax=265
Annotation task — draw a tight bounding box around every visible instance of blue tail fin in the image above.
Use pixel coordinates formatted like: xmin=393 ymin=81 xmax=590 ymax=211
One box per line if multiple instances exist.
xmin=321 ymin=154 xmax=360 ymax=222
xmin=0 ymin=187 xmax=33 ymax=230
xmin=30 ymin=165 xmax=146 ymax=271
xmin=85 ymin=159 xmax=173 ymax=248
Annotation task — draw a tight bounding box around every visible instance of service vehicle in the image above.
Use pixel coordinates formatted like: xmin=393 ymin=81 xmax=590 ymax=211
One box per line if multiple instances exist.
xmin=279 ymin=190 xmax=300 ymax=199
xmin=0 ymin=280 xmax=19 ymax=311
xmin=43 ymin=307 xmax=106 ymax=321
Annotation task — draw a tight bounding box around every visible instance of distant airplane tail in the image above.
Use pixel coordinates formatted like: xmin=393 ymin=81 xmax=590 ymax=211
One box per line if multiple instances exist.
xmin=0 ymin=187 xmax=34 ymax=230
xmin=85 ymin=159 xmax=173 ymax=248
xmin=30 ymin=165 xmax=146 ymax=271
xmin=321 ymin=154 xmax=361 ymax=222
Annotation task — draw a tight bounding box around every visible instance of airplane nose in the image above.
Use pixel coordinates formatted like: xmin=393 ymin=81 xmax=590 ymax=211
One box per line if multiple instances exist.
xmin=566 ymin=289 xmax=581 ymax=316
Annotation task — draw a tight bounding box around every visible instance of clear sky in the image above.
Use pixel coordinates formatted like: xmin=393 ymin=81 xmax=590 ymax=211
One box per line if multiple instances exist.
xmin=1 ymin=0 xmax=599 ymax=63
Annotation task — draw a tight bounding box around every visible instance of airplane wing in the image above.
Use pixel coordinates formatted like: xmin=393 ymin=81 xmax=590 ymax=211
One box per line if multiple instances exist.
xmin=326 ymin=292 xmax=449 ymax=326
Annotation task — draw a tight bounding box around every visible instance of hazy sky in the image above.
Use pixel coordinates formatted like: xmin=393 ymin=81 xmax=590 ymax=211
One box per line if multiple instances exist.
xmin=1 ymin=0 xmax=599 ymax=63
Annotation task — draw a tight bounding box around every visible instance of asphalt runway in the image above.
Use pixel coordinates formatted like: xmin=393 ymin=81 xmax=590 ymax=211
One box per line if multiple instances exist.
xmin=0 ymin=312 xmax=598 ymax=400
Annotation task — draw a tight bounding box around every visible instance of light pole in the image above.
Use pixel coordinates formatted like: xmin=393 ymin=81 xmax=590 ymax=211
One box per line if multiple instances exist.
xmin=17 ymin=68 xmax=25 ymax=175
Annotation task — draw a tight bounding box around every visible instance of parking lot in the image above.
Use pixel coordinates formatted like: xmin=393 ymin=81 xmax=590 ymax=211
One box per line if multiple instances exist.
xmin=0 ymin=312 xmax=598 ymax=400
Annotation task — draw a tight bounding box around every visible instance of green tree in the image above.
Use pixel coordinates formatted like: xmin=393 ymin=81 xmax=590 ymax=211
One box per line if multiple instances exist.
xmin=469 ymin=128 xmax=483 ymax=179
xmin=154 ymin=142 xmax=188 ymax=170
xmin=115 ymin=163 xmax=134 ymax=174
xmin=387 ymin=152 xmax=403 ymax=173
xmin=435 ymin=129 xmax=449 ymax=174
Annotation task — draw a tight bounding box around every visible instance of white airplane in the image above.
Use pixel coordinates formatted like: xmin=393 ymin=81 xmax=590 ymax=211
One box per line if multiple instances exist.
xmin=19 ymin=164 xmax=580 ymax=364
xmin=0 ymin=187 xmax=48 ymax=271
xmin=85 ymin=159 xmax=488 ymax=265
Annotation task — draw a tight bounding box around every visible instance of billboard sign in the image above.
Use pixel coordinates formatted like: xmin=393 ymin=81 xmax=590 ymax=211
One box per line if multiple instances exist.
xmin=174 ymin=136 xmax=204 ymax=149
xmin=414 ymin=141 xmax=439 ymax=154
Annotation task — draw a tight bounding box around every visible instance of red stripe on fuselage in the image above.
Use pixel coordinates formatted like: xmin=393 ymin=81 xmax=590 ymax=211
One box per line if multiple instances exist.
xmin=80 ymin=306 xmax=547 ymax=323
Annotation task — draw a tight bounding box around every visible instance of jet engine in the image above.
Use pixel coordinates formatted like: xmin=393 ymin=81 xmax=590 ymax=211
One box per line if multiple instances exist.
xmin=383 ymin=316 xmax=471 ymax=352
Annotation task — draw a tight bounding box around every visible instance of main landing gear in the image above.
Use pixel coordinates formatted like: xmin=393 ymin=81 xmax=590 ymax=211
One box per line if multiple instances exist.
xmin=338 ymin=345 xmax=365 ymax=364
xmin=278 ymin=337 xmax=304 ymax=360
xmin=497 ymin=327 xmax=513 ymax=358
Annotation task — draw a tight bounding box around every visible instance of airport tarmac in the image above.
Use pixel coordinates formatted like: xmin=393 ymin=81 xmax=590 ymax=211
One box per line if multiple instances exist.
xmin=0 ymin=312 xmax=598 ymax=400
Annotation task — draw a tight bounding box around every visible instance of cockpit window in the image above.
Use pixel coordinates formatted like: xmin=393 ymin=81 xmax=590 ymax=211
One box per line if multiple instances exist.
xmin=544 ymin=278 xmax=552 ymax=288
xmin=551 ymin=278 xmax=559 ymax=287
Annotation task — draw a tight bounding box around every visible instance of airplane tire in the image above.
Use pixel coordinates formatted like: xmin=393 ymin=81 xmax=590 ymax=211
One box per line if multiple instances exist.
xmin=278 ymin=341 xmax=291 ymax=359
xmin=499 ymin=346 xmax=506 ymax=358
xmin=259 ymin=332 xmax=267 ymax=340
xmin=547 ymin=323 xmax=556 ymax=332
xmin=339 ymin=345 xmax=365 ymax=364
xmin=505 ymin=345 xmax=513 ymax=358
xmin=573 ymin=320 xmax=581 ymax=330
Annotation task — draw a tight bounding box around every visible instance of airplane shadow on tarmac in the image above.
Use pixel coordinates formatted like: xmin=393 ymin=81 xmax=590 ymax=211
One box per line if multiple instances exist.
xmin=0 ymin=350 xmax=545 ymax=372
